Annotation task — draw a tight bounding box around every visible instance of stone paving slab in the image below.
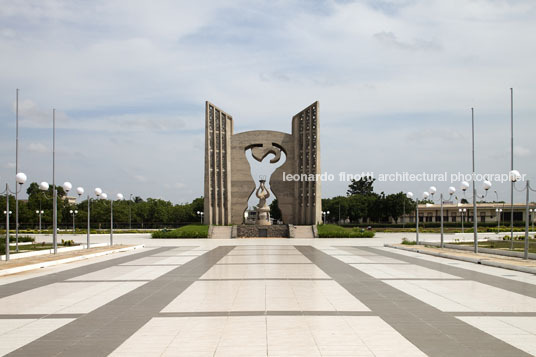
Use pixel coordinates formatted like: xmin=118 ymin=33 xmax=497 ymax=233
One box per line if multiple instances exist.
xmin=1 ymin=242 xmax=535 ymax=356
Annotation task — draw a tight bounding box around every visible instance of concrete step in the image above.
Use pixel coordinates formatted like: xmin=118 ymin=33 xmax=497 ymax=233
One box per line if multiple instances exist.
xmin=210 ymin=226 xmax=232 ymax=239
xmin=293 ymin=225 xmax=315 ymax=238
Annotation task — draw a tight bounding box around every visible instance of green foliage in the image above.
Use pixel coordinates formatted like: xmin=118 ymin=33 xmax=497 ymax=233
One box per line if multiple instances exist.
xmin=61 ymin=239 xmax=76 ymax=246
xmin=401 ymin=238 xmax=417 ymax=245
xmin=7 ymin=235 xmax=35 ymax=243
xmin=152 ymin=225 xmax=209 ymax=238
xmin=270 ymin=199 xmax=282 ymax=221
xmin=347 ymin=176 xmax=376 ymax=196
xmin=0 ymin=183 xmax=205 ymax=230
xmin=317 ymin=224 xmax=375 ymax=238
xmin=322 ymin=189 xmax=415 ymax=224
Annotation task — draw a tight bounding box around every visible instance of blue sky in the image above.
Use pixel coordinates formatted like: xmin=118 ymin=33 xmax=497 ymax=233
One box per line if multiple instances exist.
xmin=0 ymin=0 xmax=535 ymax=204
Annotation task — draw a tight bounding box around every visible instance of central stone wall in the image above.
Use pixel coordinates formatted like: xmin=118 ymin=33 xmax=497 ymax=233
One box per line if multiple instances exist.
xmin=204 ymin=101 xmax=321 ymax=226
xmin=236 ymin=225 xmax=290 ymax=238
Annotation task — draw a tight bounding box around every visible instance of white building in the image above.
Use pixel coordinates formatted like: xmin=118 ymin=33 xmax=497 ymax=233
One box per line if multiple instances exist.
xmin=400 ymin=203 xmax=536 ymax=224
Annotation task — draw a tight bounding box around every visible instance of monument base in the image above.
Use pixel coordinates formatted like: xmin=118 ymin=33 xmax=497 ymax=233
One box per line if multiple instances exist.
xmin=236 ymin=225 xmax=289 ymax=238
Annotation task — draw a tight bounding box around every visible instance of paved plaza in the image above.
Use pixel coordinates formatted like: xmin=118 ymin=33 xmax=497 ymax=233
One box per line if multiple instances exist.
xmin=0 ymin=236 xmax=536 ymax=356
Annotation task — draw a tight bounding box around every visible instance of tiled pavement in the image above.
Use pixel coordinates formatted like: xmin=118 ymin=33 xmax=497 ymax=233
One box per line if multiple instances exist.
xmin=0 ymin=243 xmax=535 ymax=356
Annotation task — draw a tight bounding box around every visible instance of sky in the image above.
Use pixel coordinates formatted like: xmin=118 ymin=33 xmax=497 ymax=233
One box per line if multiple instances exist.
xmin=0 ymin=0 xmax=535 ymax=205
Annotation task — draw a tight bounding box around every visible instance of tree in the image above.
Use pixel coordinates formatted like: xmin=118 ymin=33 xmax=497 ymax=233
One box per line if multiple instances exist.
xmin=347 ymin=176 xmax=376 ymax=196
xmin=384 ymin=192 xmax=415 ymax=223
xmin=269 ymin=199 xmax=282 ymax=221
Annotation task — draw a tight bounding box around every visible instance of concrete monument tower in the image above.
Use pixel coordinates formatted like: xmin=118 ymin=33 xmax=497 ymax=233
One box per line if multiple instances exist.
xmin=204 ymin=101 xmax=321 ymax=225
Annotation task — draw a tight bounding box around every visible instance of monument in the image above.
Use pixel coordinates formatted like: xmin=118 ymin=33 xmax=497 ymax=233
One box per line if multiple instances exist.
xmin=203 ymin=101 xmax=321 ymax=226
xmin=255 ymin=178 xmax=271 ymax=225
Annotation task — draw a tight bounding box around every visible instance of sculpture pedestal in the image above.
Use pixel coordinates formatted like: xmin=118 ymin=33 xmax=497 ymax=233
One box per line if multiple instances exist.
xmin=256 ymin=205 xmax=271 ymax=226
xmin=236 ymin=225 xmax=289 ymax=238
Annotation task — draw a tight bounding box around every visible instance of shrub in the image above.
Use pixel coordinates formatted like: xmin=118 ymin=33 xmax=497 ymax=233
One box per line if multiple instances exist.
xmin=317 ymin=224 xmax=375 ymax=238
xmin=6 ymin=235 xmax=35 ymax=243
xmin=152 ymin=225 xmax=208 ymax=238
xmin=401 ymin=238 xmax=417 ymax=245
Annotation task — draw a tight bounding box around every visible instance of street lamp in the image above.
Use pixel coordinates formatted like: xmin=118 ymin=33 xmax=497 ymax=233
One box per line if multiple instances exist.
xmin=510 ymin=173 xmax=534 ymax=259
xmin=426 ymin=185 xmax=456 ymax=248
xmin=406 ymin=192 xmax=421 ymax=244
xmin=14 ymin=172 xmax=27 ymax=252
xmin=36 ymin=210 xmax=44 ymax=232
xmin=3 ymin=209 xmax=13 ymax=259
xmin=509 ymin=169 xmax=521 ymax=249
xmin=2 ymin=206 xmax=12 ymax=260
xmin=530 ymin=208 xmax=534 ymax=233
xmin=1 ymin=173 xmax=28 ymax=260
xmin=69 ymin=210 xmax=78 ymax=233
xmin=105 ymin=193 xmax=123 ymax=246
xmin=458 ymin=208 xmax=467 ymax=234
xmin=460 ymin=175 xmax=492 ymax=253
xmin=38 ymin=180 xmax=72 ymax=254
xmin=495 ymin=208 xmax=503 ymax=234
xmin=196 ymin=211 xmax=204 ymax=223
xmin=128 ymin=194 xmax=133 ymax=229
xmin=322 ymin=211 xmax=330 ymax=224
xmin=86 ymin=188 xmax=102 ymax=249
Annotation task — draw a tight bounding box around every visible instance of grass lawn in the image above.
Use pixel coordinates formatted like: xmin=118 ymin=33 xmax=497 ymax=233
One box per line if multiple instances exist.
xmin=317 ymin=224 xmax=375 ymax=238
xmin=1 ymin=242 xmax=80 ymax=254
xmin=152 ymin=225 xmax=209 ymax=238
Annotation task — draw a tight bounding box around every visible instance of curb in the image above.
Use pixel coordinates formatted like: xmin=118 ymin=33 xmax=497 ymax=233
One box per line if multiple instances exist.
xmin=0 ymin=244 xmax=145 ymax=277
xmin=1 ymin=243 xmax=109 ymax=261
xmin=420 ymin=241 xmax=536 ymax=260
xmin=384 ymin=244 xmax=536 ymax=275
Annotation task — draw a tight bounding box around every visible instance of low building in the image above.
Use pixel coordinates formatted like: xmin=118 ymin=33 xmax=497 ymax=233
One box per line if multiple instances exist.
xmin=400 ymin=202 xmax=536 ymax=224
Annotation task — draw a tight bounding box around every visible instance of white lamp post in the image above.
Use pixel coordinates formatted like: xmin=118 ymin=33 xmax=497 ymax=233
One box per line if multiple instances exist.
xmin=510 ymin=172 xmax=533 ymax=260
xmin=36 ymin=210 xmax=44 ymax=232
xmin=458 ymin=208 xmax=467 ymax=233
xmin=39 ymin=180 xmax=73 ymax=254
xmin=460 ymin=172 xmax=492 ymax=253
xmin=14 ymin=172 xmax=27 ymax=252
xmin=107 ymin=193 xmax=123 ymax=246
xmin=196 ymin=211 xmax=204 ymax=223
xmin=424 ymin=186 xmax=456 ymax=248
xmin=86 ymin=188 xmax=102 ymax=249
xmin=69 ymin=210 xmax=78 ymax=233
xmin=496 ymin=208 xmax=503 ymax=233
xmin=406 ymin=192 xmax=417 ymax=243
xmin=530 ymin=208 xmax=534 ymax=232
xmin=413 ymin=191 xmax=430 ymax=245
xmin=509 ymin=169 xmax=521 ymax=250
xmin=38 ymin=182 xmax=49 ymax=234
xmin=322 ymin=211 xmax=330 ymax=224
xmin=1 ymin=173 xmax=27 ymax=260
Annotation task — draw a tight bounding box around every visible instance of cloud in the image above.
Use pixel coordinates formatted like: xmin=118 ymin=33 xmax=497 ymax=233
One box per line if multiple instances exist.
xmin=134 ymin=175 xmax=148 ymax=183
xmin=13 ymin=99 xmax=69 ymax=128
xmin=514 ymin=145 xmax=531 ymax=157
xmin=27 ymin=142 xmax=48 ymax=153
xmin=406 ymin=128 xmax=465 ymax=143
xmin=0 ymin=0 xmax=535 ymax=204
xmin=373 ymin=31 xmax=441 ymax=51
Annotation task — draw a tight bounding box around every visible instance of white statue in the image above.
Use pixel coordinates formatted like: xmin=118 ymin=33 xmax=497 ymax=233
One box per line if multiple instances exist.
xmin=255 ymin=179 xmax=271 ymax=225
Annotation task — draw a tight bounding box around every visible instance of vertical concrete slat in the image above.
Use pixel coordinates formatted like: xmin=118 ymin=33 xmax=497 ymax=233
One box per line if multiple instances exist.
xmin=204 ymin=102 xmax=213 ymax=225
xmin=218 ymin=110 xmax=224 ymax=225
xmin=211 ymin=106 xmax=218 ymax=225
xmin=225 ymin=116 xmax=233 ymax=225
